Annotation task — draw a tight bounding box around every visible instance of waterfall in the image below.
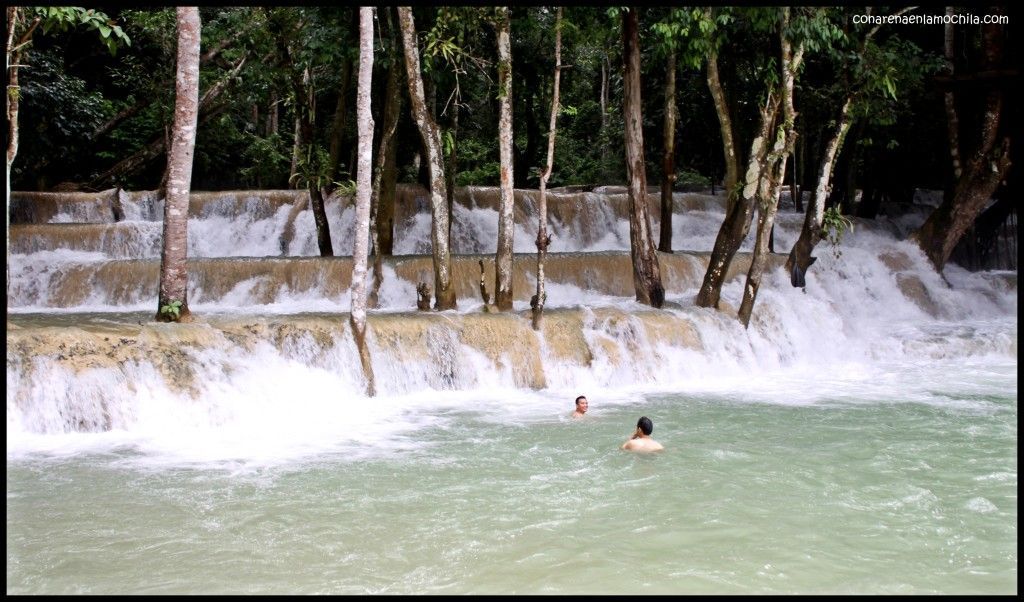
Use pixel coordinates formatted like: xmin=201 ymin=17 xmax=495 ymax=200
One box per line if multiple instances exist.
xmin=6 ymin=186 xmax=1017 ymax=455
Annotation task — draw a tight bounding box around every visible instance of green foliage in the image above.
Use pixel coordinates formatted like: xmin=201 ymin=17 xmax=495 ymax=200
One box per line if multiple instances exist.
xmin=159 ymin=300 xmax=183 ymax=320
xmin=422 ymin=7 xmax=490 ymax=74
xmin=676 ymin=167 xmax=710 ymax=189
xmin=31 ymin=7 xmax=131 ymax=56
xmin=821 ymin=206 xmax=854 ymax=258
xmin=453 ymin=137 xmax=496 ymax=186
xmin=239 ymin=133 xmax=291 ymax=188
xmin=442 ymin=129 xmax=456 ymax=157
xmin=290 ymin=145 xmax=349 ymax=192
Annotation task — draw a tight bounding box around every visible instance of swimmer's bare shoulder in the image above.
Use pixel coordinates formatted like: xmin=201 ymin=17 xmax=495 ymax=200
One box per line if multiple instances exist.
xmin=621 ymin=438 xmax=664 ymax=452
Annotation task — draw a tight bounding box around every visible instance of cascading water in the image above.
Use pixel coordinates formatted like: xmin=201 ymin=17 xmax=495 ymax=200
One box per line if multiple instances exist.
xmin=6 ymin=185 xmax=1016 ymax=594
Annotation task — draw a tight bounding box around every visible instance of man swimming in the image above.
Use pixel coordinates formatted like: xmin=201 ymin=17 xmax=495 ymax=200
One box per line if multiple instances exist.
xmin=571 ymin=395 xmax=588 ymax=418
xmin=621 ymin=416 xmax=664 ymax=452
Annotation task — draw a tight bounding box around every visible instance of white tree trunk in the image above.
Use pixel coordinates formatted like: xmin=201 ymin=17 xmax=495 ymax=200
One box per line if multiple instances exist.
xmin=156 ymin=7 xmax=201 ymax=322
xmin=6 ymin=8 xmax=17 ymax=303
xmin=494 ymin=6 xmax=515 ymax=311
xmin=531 ymin=7 xmax=562 ymax=331
xmin=351 ymin=6 xmax=376 ymax=395
xmin=397 ymin=6 xmax=456 ymax=309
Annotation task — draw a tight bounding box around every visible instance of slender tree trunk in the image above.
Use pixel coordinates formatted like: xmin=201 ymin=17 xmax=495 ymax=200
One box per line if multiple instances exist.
xmin=327 ymin=56 xmax=352 ymax=185
xmin=738 ymin=11 xmax=802 ymax=327
xmin=156 ymin=7 xmax=200 ymax=323
xmin=705 ymin=27 xmax=740 ymax=209
xmin=658 ymin=48 xmax=677 ymax=253
xmin=288 ymin=62 xmax=334 ymax=257
xmin=445 ymin=102 xmax=458 ymax=243
xmin=790 ymin=146 xmax=802 ymax=212
xmin=913 ymin=10 xmax=1011 ymax=271
xmin=494 ymin=6 xmax=515 ymax=311
xmin=600 ymin=56 xmax=608 ymax=168
xmin=6 ymin=7 xmax=24 ymax=301
xmin=398 ymin=6 xmax=456 ymax=310
xmin=695 ymin=93 xmax=780 ymax=309
xmin=531 ymin=7 xmax=562 ymax=331
xmin=622 ymin=8 xmax=664 ymax=308
xmin=785 ymin=97 xmax=853 ymax=286
xmin=290 ymin=113 xmax=301 ymax=186
xmin=351 ymin=7 xmax=376 ymax=396
xmin=943 ymin=6 xmax=962 ymax=180
xmin=369 ymin=12 xmax=402 ymax=307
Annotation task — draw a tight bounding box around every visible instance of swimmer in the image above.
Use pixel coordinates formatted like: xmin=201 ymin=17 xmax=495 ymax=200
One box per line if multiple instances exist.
xmin=571 ymin=395 xmax=588 ymax=418
xmin=621 ymin=416 xmax=664 ymax=452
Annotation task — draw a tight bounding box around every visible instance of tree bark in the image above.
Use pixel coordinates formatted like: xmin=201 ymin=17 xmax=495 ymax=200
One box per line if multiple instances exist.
xmin=288 ymin=60 xmax=334 ymax=257
xmin=739 ymin=10 xmax=802 ymax=327
xmin=785 ymin=97 xmax=853 ymax=287
xmin=705 ymin=26 xmax=740 ymax=210
xmin=351 ymin=7 xmax=376 ymax=396
xmin=445 ymin=101 xmax=458 ymax=243
xmin=289 ymin=113 xmax=301 ymax=187
xmin=531 ymin=7 xmax=562 ymax=331
xmin=156 ymin=7 xmax=200 ymax=323
xmin=943 ymin=6 xmax=962 ymax=180
xmin=600 ymin=56 xmax=608 ymax=168
xmin=398 ymin=6 xmax=456 ymax=310
xmin=622 ymin=8 xmax=664 ymax=308
xmin=695 ymin=93 xmax=780 ymax=309
xmin=494 ymin=6 xmax=515 ymax=311
xmin=7 ymin=7 xmax=27 ymax=301
xmin=658 ymin=48 xmax=677 ymax=253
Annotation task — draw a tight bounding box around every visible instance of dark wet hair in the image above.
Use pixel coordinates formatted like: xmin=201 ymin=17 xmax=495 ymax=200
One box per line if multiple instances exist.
xmin=636 ymin=416 xmax=653 ymax=435
xmin=575 ymin=395 xmax=587 ymax=406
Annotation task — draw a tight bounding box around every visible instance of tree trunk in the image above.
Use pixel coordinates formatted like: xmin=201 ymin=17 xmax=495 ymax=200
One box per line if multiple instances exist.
xmin=327 ymin=56 xmax=352 ymax=185
xmin=288 ymin=61 xmax=334 ymax=257
xmin=445 ymin=101 xmax=458 ymax=243
xmin=494 ymin=6 xmax=515 ymax=311
xmin=289 ymin=119 xmax=301 ymax=187
xmin=350 ymin=7 xmax=376 ymax=396
xmin=531 ymin=7 xmax=562 ymax=331
xmin=943 ymin=6 xmax=962 ymax=181
xmin=156 ymin=7 xmax=200 ymax=323
xmin=7 ymin=7 xmax=24 ymax=300
xmin=695 ymin=93 xmax=780 ymax=309
xmin=913 ymin=11 xmax=1011 ymax=271
xmin=785 ymin=97 xmax=853 ymax=287
xmin=369 ymin=11 xmax=402 ymax=307
xmin=705 ymin=29 xmax=740 ymax=210
xmin=658 ymin=48 xmax=677 ymax=253
xmin=398 ymin=6 xmax=456 ymax=310
xmin=738 ymin=11 xmax=802 ymax=327
xmin=600 ymin=56 xmax=608 ymax=168
xmin=622 ymin=8 xmax=664 ymax=308
xmin=790 ymin=147 xmax=802 ymax=212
